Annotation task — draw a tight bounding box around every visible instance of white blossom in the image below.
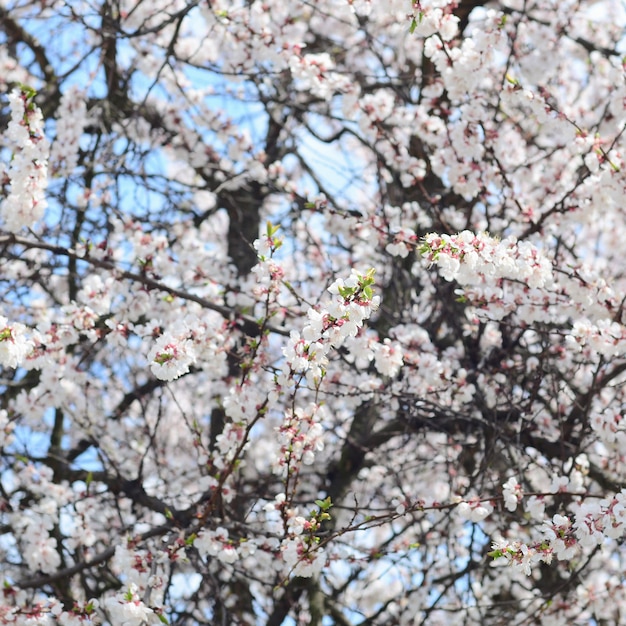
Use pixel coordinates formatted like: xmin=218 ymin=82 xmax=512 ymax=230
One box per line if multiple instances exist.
xmin=1 ymin=88 xmax=49 ymax=231
xmin=148 ymin=331 xmax=196 ymax=381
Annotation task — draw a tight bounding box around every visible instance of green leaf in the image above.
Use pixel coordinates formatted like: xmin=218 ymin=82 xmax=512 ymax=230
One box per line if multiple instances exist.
xmin=409 ymin=10 xmax=424 ymax=33
xmin=17 ymin=83 xmax=37 ymax=100
xmin=84 ymin=601 xmax=96 ymax=615
xmin=265 ymin=220 xmax=280 ymax=238
xmin=154 ymin=353 xmax=174 ymax=365
xmin=0 ymin=328 xmax=13 ymax=342
xmin=315 ymin=496 xmax=333 ymax=511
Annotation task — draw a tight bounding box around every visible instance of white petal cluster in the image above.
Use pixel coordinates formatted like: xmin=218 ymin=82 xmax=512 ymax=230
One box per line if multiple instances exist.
xmin=49 ymin=86 xmax=89 ymax=175
xmin=194 ymin=526 xmax=240 ymax=564
xmin=0 ymin=317 xmax=34 ymax=368
xmin=492 ymin=490 xmax=626 ymax=576
xmin=456 ymin=497 xmax=493 ymax=523
xmin=422 ymin=230 xmax=554 ymax=289
xmin=279 ymin=268 xmax=379 ymax=390
xmin=288 ymin=52 xmax=349 ymax=99
xmin=148 ymin=331 xmax=196 ymax=381
xmin=273 ymin=403 xmax=326 ymax=472
xmin=502 ymin=477 xmax=523 ymax=512
xmin=103 ymin=584 xmax=156 ymax=626
xmin=1 ymin=88 xmax=49 ymax=231
xmin=373 ymin=338 xmax=404 ymax=377
xmin=19 ymin=519 xmax=61 ymax=574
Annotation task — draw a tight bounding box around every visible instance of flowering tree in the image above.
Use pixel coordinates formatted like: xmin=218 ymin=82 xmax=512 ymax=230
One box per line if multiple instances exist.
xmin=2 ymin=0 xmax=626 ymax=623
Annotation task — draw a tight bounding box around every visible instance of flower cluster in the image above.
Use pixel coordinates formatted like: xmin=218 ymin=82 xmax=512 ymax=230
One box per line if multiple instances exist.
xmin=566 ymin=317 xmax=626 ymax=359
xmin=0 ymin=87 xmax=49 ymax=231
xmin=273 ymin=402 xmax=326 ymax=470
xmin=0 ymin=317 xmax=34 ymax=368
xmin=491 ymin=491 xmax=626 ymax=576
xmin=420 ymin=230 xmax=553 ymax=289
xmin=48 ymin=86 xmax=88 ymax=175
xmin=279 ymin=268 xmax=380 ymax=390
xmin=195 ymin=526 xmax=240 ymax=565
xmin=19 ymin=518 xmax=61 ymax=574
xmin=103 ymin=584 xmax=157 ymax=626
xmin=288 ymin=51 xmax=349 ymax=99
xmin=373 ymin=337 xmax=404 ymax=378
xmin=456 ymin=496 xmax=493 ymax=523
xmin=148 ymin=330 xmax=197 ymax=381
xmin=502 ymin=477 xmax=524 ymax=512
xmin=281 ymin=535 xmax=326 ymax=578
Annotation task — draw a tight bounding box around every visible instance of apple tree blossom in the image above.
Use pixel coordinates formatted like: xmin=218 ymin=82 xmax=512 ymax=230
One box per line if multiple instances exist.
xmin=2 ymin=0 xmax=626 ymax=624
